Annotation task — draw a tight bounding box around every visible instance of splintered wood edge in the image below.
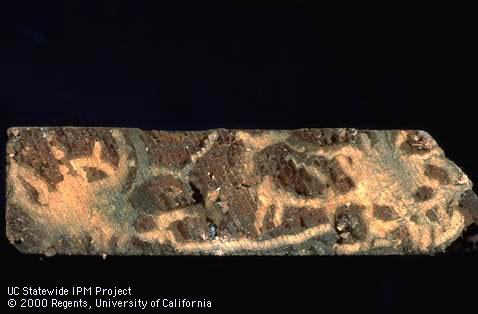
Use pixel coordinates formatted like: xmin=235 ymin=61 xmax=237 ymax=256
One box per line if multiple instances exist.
xmin=5 ymin=127 xmax=478 ymax=256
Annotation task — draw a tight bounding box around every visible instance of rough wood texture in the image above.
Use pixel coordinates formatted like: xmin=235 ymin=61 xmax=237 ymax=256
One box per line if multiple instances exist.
xmin=6 ymin=127 xmax=478 ymax=255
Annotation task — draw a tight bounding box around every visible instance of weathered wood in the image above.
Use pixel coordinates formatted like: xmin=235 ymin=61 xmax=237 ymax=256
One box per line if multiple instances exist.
xmin=6 ymin=127 xmax=477 ymax=255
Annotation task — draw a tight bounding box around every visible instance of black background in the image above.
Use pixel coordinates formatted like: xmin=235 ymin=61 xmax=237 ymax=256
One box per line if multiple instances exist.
xmin=1 ymin=2 xmax=477 ymax=313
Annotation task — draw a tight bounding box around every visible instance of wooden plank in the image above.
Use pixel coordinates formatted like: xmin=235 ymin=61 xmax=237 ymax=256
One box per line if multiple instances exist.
xmin=6 ymin=127 xmax=477 ymax=255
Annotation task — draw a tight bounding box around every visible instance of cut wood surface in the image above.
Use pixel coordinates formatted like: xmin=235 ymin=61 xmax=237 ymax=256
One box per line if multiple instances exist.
xmin=6 ymin=127 xmax=478 ymax=255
